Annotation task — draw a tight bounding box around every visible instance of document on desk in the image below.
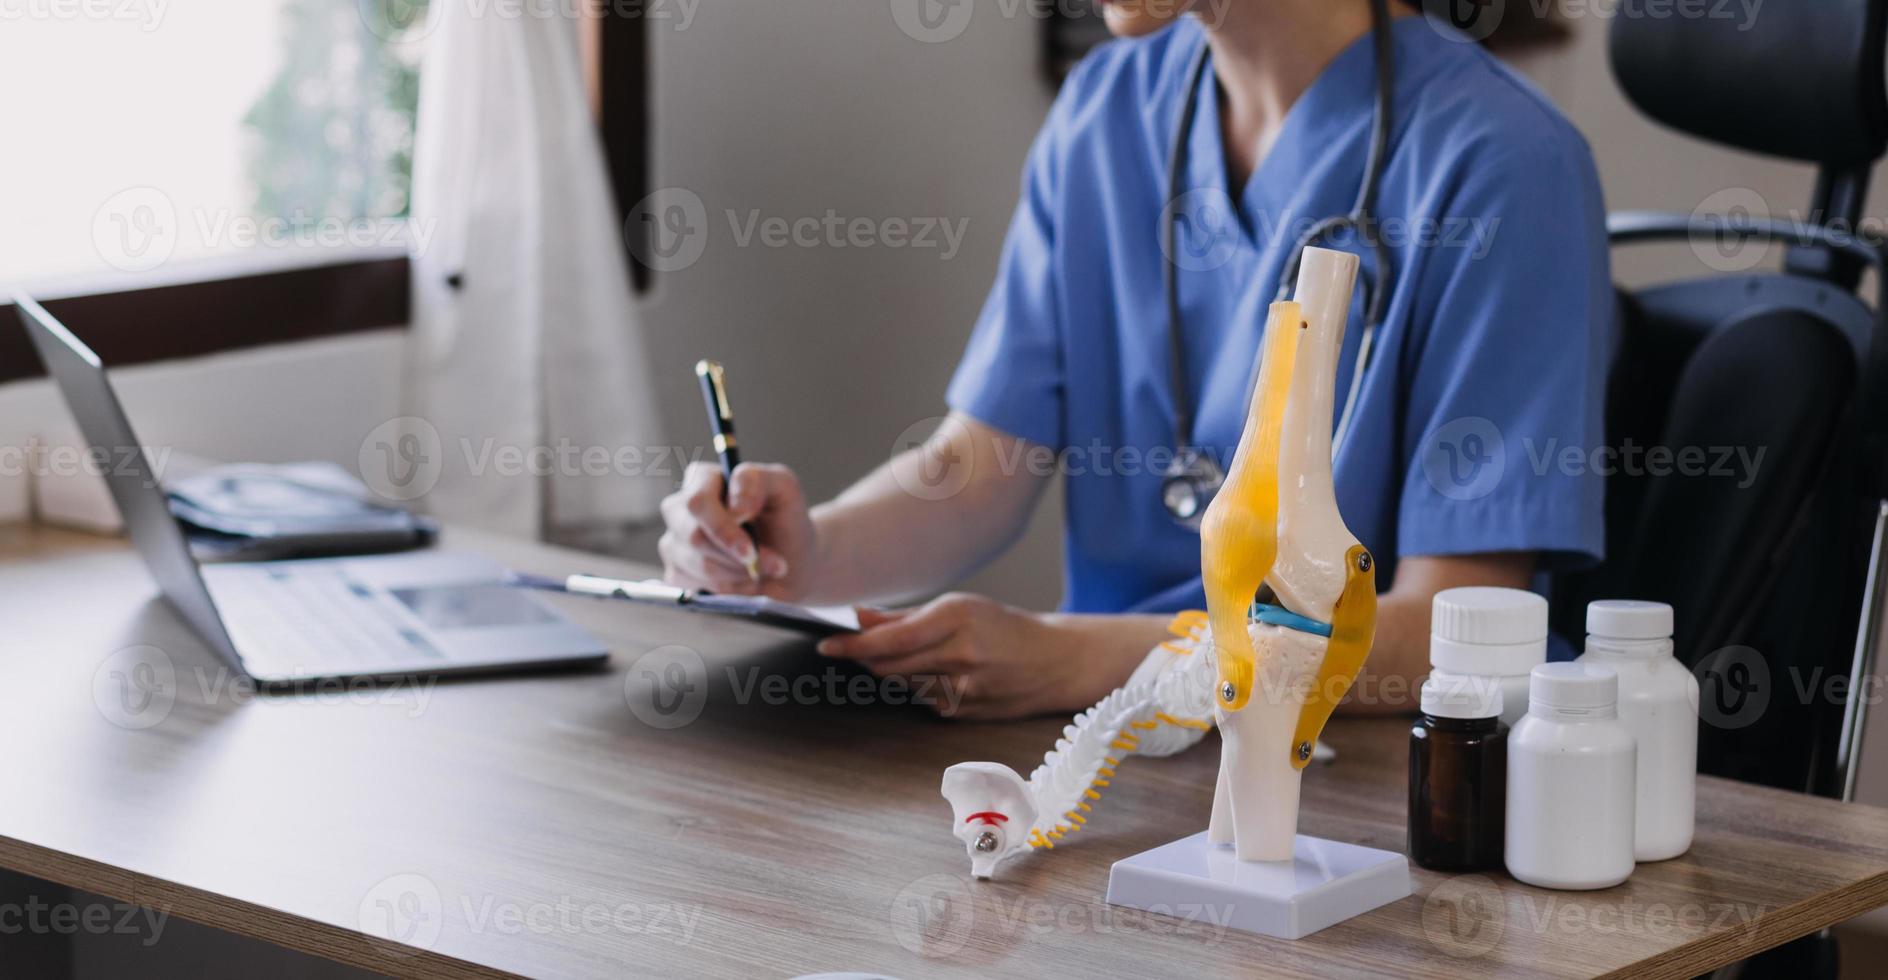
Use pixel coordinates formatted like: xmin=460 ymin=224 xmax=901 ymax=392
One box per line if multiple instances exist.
xmin=507 ymin=572 xmax=859 ymax=635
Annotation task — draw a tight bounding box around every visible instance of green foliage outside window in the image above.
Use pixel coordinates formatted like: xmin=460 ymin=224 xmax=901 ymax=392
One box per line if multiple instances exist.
xmin=243 ymin=0 xmax=430 ymax=225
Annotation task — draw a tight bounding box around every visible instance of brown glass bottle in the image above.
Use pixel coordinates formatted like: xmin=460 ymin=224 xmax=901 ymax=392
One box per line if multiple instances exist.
xmin=1408 ymin=711 xmax=1507 ymax=872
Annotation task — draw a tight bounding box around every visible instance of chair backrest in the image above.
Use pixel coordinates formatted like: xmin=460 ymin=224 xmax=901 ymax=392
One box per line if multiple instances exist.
xmin=1551 ymin=2 xmax=1888 ymax=793
xmin=1610 ymin=0 xmax=1888 ymax=167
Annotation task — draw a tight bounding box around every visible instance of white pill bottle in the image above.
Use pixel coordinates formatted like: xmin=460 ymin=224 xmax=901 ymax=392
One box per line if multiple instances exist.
xmin=1429 ymin=586 xmax=1548 ymax=730
xmin=1577 ymin=599 xmax=1698 ymax=861
xmin=1505 ymin=663 xmax=1637 ymax=890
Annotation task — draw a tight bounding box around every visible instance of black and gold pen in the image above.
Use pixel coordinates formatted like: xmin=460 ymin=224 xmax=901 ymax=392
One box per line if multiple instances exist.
xmin=695 ymin=359 xmax=760 ymax=581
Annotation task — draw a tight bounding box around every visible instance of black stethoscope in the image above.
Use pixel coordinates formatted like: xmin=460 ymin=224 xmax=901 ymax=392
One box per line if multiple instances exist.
xmin=1159 ymin=0 xmax=1398 ymax=528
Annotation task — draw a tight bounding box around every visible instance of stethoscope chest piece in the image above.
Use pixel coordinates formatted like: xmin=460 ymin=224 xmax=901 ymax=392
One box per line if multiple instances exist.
xmin=1161 ymin=447 xmax=1227 ymax=528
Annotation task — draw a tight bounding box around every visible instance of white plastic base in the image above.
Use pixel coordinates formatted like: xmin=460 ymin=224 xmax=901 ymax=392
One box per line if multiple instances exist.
xmin=1104 ymin=831 xmax=1411 ymax=940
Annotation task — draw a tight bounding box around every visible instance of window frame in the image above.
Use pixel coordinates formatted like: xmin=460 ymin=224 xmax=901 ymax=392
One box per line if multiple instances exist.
xmin=0 ymin=250 xmax=408 ymax=385
xmin=593 ymin=5 xmax=651 ymax=292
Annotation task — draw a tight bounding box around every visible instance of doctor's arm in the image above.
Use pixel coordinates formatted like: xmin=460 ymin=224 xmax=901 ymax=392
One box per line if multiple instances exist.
xmin=816 ymin=550 xmax=1536 ymax=721
xmin=658 ymin=412 xmax=1173 ymax=719
xmin=660 ymin=411 xmax=1050 ymax=604
xmin=799 ymin=412 xmax=1055 ymax=605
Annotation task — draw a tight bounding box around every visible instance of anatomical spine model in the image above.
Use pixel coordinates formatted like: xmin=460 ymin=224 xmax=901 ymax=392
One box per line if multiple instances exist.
xmin=940 ymin=247 xmax=1377 ymax=877
xmin=942 ymin=612 xmax=1220 ymax=878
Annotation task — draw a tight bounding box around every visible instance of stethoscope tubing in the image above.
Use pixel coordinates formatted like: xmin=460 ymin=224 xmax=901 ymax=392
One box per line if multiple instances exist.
xmin=1164 ymin=0 xmax=1395 ymax=464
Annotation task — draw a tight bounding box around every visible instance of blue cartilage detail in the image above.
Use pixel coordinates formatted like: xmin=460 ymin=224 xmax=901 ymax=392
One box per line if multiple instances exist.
xmin=1250 ymin=602 xmax=1334 ymax=638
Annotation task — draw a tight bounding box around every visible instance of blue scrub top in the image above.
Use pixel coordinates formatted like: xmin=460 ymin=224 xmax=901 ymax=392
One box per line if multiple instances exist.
xmin=947 ymin=15 xmax=1611 ymax=617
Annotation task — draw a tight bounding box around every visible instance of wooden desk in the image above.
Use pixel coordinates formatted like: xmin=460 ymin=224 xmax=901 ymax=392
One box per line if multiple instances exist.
xmin=2 ymin=523 xmax=1886 ymax=979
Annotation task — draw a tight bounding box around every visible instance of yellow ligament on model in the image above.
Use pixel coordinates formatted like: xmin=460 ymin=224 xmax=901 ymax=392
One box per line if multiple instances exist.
xmin=1286 ymin=543 xmax=1378 ymax=769
xmin=1201 ymin=301 xmax=1303 ymax=712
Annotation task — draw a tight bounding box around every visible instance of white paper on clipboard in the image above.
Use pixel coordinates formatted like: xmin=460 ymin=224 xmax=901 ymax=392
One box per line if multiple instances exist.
xmin=532 ymin=573 xmax=861 ymax=635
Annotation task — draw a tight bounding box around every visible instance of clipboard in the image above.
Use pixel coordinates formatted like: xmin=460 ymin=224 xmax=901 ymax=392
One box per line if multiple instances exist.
xmin=507 ymin=572 xmax=860 ymax=636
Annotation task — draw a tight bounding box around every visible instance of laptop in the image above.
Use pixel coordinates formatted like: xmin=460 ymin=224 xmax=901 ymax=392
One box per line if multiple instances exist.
xmin=16 ymin=295 xmax=609 ymax=683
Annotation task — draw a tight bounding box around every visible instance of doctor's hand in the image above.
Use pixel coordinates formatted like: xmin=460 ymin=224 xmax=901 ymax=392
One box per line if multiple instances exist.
xmin=816 ymin=594 xmax=1168 ymax=721
xmin=659 ymin=461 xmax=817 ymax=600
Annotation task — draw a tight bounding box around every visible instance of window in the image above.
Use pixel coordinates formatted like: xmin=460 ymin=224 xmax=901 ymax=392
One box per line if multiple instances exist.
xmin=0 ymin=0 xmax=428 ymax=288
xmin=0 ymin=0 xmax=652 ymax=384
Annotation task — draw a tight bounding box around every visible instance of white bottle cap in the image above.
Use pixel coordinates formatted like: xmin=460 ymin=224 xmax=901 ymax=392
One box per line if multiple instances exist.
xmin=1528 ymin=662 xmax=1618 ymax=710
xmin=1420 ymin=672 xmax=1504 ymax=720
xmin=1430 ymin=587 xmax=1549 ymax=677
xmin=1586 ymin=599 xmax=1673 ymax=640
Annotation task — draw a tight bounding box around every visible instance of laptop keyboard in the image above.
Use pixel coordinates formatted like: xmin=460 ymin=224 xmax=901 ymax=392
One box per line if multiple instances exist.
xmin=211 ymin=565 xmax=443 ymax=673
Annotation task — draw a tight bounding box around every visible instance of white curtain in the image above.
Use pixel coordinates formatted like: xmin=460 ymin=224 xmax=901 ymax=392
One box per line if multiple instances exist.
xmin=404 ymin=0 xmax=666 ymax=537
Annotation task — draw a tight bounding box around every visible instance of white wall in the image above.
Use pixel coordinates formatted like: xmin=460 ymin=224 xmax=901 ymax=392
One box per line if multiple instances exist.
xmin=632 ymin=1 xmax=1064 ymax=607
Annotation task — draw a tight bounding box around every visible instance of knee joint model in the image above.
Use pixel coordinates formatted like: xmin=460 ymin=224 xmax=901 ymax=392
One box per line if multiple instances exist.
xmin=940 ymin=246 xmax=1378 ymax=877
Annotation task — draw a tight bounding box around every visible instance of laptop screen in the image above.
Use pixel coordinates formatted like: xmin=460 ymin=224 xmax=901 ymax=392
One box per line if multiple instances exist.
xmin=14 ymin=295 xmax=243 ymax=667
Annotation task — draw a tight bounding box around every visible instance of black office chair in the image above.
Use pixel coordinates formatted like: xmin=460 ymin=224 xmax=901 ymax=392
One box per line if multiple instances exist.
xmin=1549 ymin=0 xmax=1888 ymax=804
